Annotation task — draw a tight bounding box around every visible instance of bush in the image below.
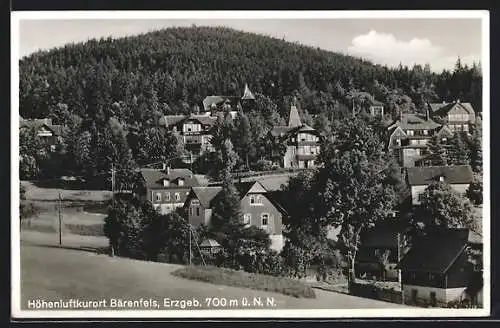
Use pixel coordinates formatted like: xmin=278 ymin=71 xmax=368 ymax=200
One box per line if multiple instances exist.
xmin=65 ymin=223 xmax=105 ymax=236
xmin=171 ymin=265 xmax=316 ymax=299
xmin=253 ymin=159 xmax=274 ymax=172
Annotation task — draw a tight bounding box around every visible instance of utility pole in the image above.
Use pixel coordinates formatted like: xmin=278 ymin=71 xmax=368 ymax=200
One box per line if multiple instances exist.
xmin=58 ymin=191 xmax=62 ymax=245
xmin=110 ymin=163 xmax=115 ymax=257
xmin=189 ymin=225 xmax=192 ymax=265
xmin=111 ymin=163 xmax=115 ymax=206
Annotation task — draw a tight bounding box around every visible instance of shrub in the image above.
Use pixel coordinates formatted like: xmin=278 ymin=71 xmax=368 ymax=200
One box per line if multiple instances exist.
xmin=65 ymin=223 xmax=105 ymax=236
xmin=172 ymin=265 xmax=316 ymax=299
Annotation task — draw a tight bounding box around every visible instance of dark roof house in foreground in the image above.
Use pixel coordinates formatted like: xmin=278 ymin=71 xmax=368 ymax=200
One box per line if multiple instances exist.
xmin=399 ymin=228 xmax=483 ymax=307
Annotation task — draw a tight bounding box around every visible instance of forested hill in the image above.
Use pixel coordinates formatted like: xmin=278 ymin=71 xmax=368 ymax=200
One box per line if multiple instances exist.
xmin=20 ymin=25 xmax=482 ymax=124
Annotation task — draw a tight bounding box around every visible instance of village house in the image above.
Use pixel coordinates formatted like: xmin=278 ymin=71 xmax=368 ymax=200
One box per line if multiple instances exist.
xmin=398 ymin=228 xmax=483 ymax=307
xmin=184 ymin=180 xmax=287 ymax=251
xmin=19 ymin=117 xmax=63 ymax=151
xmin=369 ymin=99 xmax=385 ymax=118
xmin=269 ymin=105 xmax=322 ymax=169
xmin=406 ymin=165 xmax=474 ymax=205
xmin=355 ymin=221 xmax=410 ymax=282
xmin=159 ymin=114 xmax=217 ymax=162
xmin=202 ymin=84 xmax=255 ymax=119
xmin=427 ymin=100 xmax=477 ymax=133
xmin=136 ymin=166 xmax=208 ymax=214
xmin=387 ymin=112 xmax=452 ymax=167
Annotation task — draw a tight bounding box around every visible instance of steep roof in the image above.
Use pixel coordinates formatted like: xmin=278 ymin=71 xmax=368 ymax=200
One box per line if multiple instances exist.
xmin=391 ymin=113 xmax=441 ymax=131
xmin=270 ymin=126 xmax=294 ymax=137
xmin=140 ymin=168 xmax=202 ymax=189
xmin=190 ymin=186 xmax=223 ymax=207
xmin=360 ymin=224 xmax=401 ymax=248
xmin=241 ymin=84 xmax=255 ymax=100
xmin=429 ymin=101 xmax=476 ymax=117
xmin=235 ymin=181 xmax=267 ymax=197
xmin=159 ymin=115 xmax=185 ymax=127
xmin=200 ymin=239 xmax=221 ymax=247
xmin=398 ymin=228 xmax=472 ymax=274
xmin=288 ymin=105 xmax=302 ymax=128
xmin=202 ymin=96 xmax=240 ymax=112
xmin=406 ymin=165 xmax=474 ymax=186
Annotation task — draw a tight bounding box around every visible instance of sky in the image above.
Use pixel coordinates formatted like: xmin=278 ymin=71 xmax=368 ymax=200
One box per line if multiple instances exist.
xmin=18 ymin=18 xmax=483 ymax=72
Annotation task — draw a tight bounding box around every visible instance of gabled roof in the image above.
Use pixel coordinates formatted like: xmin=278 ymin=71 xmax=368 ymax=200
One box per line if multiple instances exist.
xmin=190 ymin=186 xmax=223 ymax=207
xmin=235 ymin=181 xmax=267 ymax=197
xmin=200 ymin=239 xmax=221 ymax=247
xmin=159 ymin=115 xmax=185 ymax=127
xmin=140 ymin=168 xmax=202 ymax=189
xmin=360 ymin=224 xmax=401 ymax=248
xmin=288 ymin=105 xmax=302 ymax=128
xmin=429 ymin=101 xmax=476 ymax=117
xmin=406 ymin=165 xmax=474 ymax=186
xmin=202 ymin=96 xmax=240 ymax=112
xmin=242 ymin=84 xmax=255 ymax=100
xmin=398 ymin=228 xmax=473 ymax=274
xmin=270 ymin=126 xmax=294 ymax=137
xmin=391 ymin=113 xmax=441 ymax=131
xmin=159 ymin=115 xmax=217 ymax=128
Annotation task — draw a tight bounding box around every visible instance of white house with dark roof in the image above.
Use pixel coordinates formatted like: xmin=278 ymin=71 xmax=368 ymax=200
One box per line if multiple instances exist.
xmin=269 ymin=105 xmax=322 ymax=169
xmin=398 ymin=228 xmax=483 ymax=307
xmin=387 ymin=112 xmax=452 ymax=167
xmin=406 ymin=165 xmax=474 ymax=205
xmin=136 ymin=167 xmax=208 ymax=214
xmin=20 ymin=117 xmax=64 ymax=152
xmin=427 ymin=100 xmax=477 ymax=133
xmin=184 ymin=180 xmax=287 ymax=251
xmin=159 ymin=114 xmax=217 ymax=162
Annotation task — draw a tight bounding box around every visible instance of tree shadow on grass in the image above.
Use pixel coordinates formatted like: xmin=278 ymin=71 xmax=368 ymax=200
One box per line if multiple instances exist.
xmin=31 ymin=178 xmax=108 ymax=191
xmin=21 ymin=240 xmax=110 ymax=256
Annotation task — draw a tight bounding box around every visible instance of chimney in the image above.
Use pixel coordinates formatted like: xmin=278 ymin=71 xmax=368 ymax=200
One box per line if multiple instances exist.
xmin=456 ymin=99 xmax=460 ymax=104
xmin=166 ymin=166 xmax=171 ymax=175
xmin=426 ymin=108 xmax=430 ymax=121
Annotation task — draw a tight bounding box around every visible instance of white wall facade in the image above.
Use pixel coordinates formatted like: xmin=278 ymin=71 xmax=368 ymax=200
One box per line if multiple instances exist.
xmin=403 ymin=284 xmax=466 ymax=307
xmin=269 ymin=234 xmax=284 ymax=252
xmin=411 ymin=183 xmax=470 ymax=205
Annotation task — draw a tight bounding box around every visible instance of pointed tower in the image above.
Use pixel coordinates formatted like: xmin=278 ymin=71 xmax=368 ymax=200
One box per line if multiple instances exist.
xmin=241 ymin=83 xmax=255 ymax=100
xmin=288 ymin=104 xmax=302 ymax=128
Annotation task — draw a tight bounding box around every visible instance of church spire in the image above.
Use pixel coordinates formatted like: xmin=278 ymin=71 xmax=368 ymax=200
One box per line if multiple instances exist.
xmin=241 ymin=83 xmax=255 ymax=100
xmin=288 ymin=104 xmax=302 ymax=128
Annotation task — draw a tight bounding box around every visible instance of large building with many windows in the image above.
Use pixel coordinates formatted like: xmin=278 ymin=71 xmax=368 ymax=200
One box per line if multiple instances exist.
xmin=136 ymin=166 xmax=208 ymax=214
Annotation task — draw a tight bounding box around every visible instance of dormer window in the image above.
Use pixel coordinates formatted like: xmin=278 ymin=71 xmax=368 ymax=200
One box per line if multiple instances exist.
xmin=178 ymin=179 xmax=184 ymax=186
xmin=439 ymin=176 xmax=445 ymax=182
xmin=163 ymin=179 xmax=169 ymax=187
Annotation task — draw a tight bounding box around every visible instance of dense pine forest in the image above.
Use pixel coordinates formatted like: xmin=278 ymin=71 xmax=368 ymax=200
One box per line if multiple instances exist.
xmin=19 ymin=26 xmax=482 ymax=184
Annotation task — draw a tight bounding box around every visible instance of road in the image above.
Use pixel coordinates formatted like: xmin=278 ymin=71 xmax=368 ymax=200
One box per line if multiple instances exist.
xmin=17 ymin=231 xmax=410 ymax=315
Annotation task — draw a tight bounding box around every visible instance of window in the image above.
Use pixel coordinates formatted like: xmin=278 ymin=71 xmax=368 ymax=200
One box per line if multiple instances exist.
xmin=178 ymin=179 xmax=184 ymax=186
xmin=175 ymin=192 xmax=180 ymax=201
xmin=250 ymin=196 xmax=255 ymax=205
xmin=163 ymin=179 xmax=169 ymax=187
xmin=191 ymin=199 xmax=200 ymax=206
xmin=155 ymin=193 xmax=161 ymax=201
xmin=261 ymin=214 xmax=269 ymax=226
xmin=196 ymin=207 xmax=200 ymax=216
xmin=429 ymin=273 xmax=435 ymax=280
xmin=256 ymin=195 xmax=262 ymax=205
xmin=243 ymin=213 xmax=251 ymax=225
xmin=165 ymin=192 xmax=170 ymax=201
xmin=374 ymin=249 xmax=380 ymax=257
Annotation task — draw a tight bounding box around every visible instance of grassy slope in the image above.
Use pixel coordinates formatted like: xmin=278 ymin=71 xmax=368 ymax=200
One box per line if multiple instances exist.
xmin=19 ymin=231 xmax=409 ymax=310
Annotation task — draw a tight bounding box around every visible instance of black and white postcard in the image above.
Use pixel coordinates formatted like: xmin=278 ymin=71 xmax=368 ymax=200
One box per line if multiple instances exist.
xmin=11 ymin=10 xmax=490 ymax=319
